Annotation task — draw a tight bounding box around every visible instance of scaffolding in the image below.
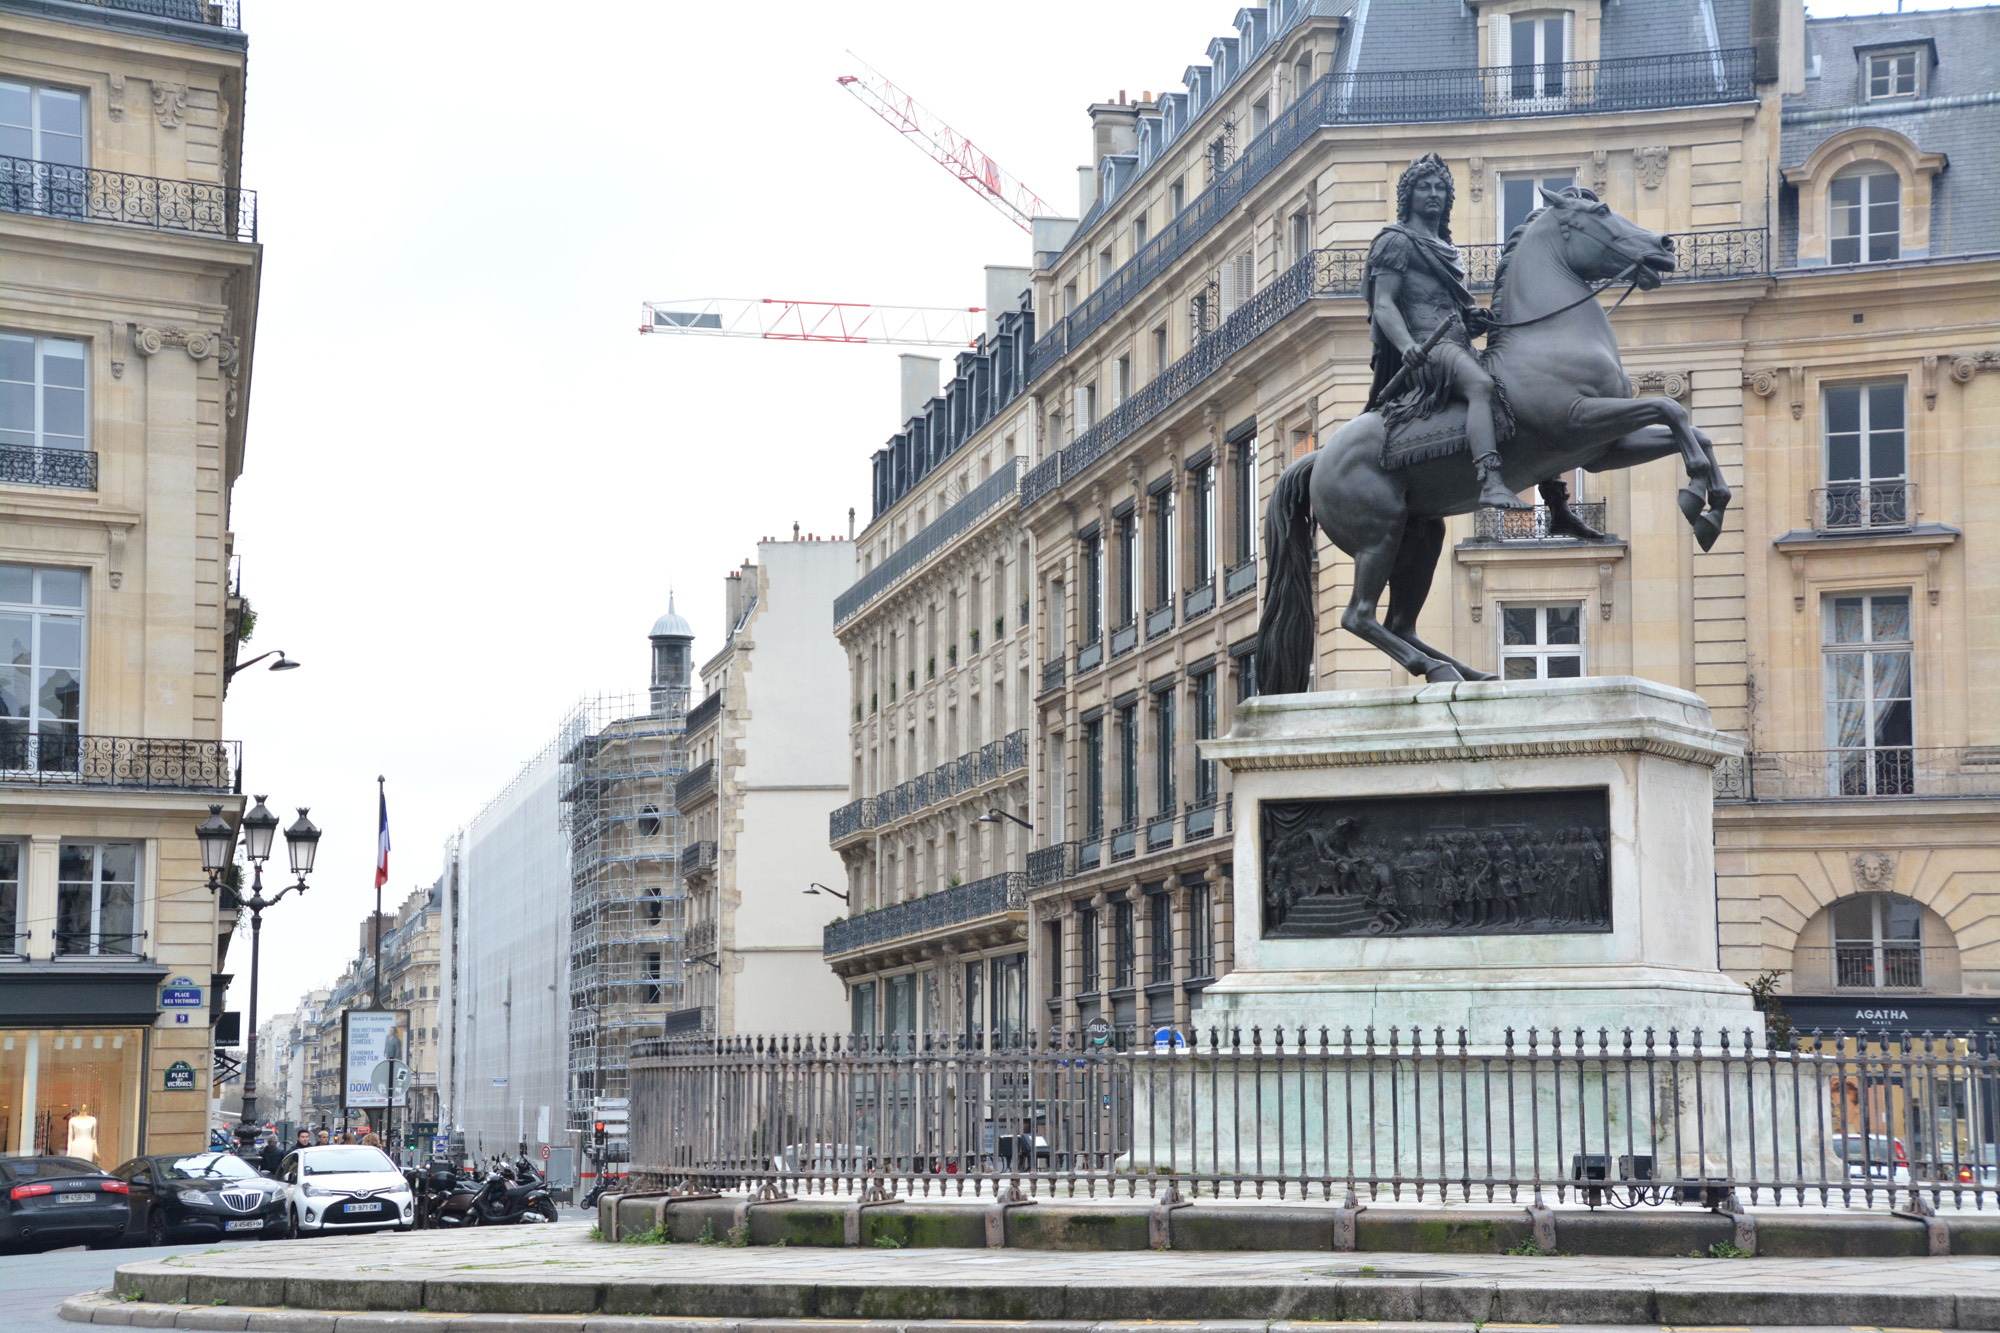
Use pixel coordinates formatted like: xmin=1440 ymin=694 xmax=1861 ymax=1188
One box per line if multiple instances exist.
xmin=558 ymin=689 xmax=688 ymax=1135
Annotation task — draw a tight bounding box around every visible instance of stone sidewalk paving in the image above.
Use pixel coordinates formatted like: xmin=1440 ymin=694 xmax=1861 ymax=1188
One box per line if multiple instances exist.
xmin=79 ymin=1222 xmax=2000 ymax=1329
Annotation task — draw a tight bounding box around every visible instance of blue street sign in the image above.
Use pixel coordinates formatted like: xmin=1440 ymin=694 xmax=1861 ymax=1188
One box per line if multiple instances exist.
xmin=161 ymin=976 xmax=204 ymax=1009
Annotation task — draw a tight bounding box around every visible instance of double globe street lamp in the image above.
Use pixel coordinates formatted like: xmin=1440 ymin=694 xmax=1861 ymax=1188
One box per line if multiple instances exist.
xmin=197 ymin=795 xmax=320 ymax=1148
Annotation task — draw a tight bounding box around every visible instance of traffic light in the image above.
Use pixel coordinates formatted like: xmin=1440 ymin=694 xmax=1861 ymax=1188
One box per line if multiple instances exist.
xmin=593 ymin=1121 xmax=606 ymax=1153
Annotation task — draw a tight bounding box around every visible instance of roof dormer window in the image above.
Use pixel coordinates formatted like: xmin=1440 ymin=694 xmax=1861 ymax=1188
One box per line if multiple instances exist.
xmin=1865 ymin=48 xmax=1919 ymax=101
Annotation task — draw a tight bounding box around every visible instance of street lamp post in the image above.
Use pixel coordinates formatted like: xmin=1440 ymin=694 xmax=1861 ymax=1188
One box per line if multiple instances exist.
xmin=199 ymin=796 xmax=320 ymax=1149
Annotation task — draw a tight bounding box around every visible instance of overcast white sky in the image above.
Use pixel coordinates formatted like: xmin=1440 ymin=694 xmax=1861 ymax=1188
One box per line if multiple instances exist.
xmin=230 ymin=0 xmax=1976 ymax=1014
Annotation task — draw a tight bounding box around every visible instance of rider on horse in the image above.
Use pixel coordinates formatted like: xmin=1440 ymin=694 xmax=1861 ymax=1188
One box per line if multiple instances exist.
xmin=1364 ymin=154 xmax=1603 ymax=535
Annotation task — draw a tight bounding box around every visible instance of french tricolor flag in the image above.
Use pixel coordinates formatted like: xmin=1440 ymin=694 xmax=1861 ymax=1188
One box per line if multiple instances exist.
xmin=375 ymin=785 xmax=392 ymax=889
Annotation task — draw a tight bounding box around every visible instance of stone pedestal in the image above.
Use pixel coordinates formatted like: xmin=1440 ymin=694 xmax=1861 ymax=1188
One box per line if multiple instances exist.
xmin=1198 ymin=677 xmax=1758 ymax=1047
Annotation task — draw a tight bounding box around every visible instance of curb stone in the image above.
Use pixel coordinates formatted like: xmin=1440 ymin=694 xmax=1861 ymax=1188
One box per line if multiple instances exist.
xmin=62 ymin=1284 xmax=2000 ymax=1330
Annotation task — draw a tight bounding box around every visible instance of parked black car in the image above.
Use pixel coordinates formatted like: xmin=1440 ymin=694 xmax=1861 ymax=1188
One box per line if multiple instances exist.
xmin=0 ymin=1156 xmax=131 ymax=1252
xmin=111 ymin=1151 xmax=290 ymax=1244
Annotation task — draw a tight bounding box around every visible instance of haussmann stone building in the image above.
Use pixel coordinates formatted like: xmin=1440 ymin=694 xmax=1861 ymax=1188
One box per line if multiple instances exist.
xmin=811 ymin=0 xmax=2000 ymax=1083
xmin=0 ymin=0 xmax=263 ymax=1161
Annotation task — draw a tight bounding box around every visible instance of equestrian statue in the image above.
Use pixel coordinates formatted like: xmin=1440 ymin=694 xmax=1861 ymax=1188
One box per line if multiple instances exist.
xmin=1253 ymin=153 xmax=1729 ymax=691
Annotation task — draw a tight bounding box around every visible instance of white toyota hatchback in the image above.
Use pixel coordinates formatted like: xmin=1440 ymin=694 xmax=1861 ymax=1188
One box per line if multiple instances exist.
xmin=278 ymin=1145 xmax=413 ymax=1235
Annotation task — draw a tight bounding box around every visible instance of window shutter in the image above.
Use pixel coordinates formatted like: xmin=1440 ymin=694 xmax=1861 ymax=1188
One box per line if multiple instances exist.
xmin=1561 ymin=11 xmax=1574 ymax=68
xmin=1488 ymin=12 xmax=1511 ymax=69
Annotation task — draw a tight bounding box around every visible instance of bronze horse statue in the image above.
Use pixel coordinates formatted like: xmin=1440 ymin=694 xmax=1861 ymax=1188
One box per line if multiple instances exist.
xmin=1254 ymin=187 xmax=1729 ymax=691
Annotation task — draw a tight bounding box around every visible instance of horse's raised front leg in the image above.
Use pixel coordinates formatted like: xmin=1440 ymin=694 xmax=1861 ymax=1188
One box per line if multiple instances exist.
xmin=1568 ymin=395 xmax=1725 ymax=550
xmin=1384 ymin=517 xmax=1496 ymax=682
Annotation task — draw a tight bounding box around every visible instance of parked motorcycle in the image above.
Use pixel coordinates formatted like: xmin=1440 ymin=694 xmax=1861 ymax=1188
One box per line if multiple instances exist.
xmin=416 ymin=1155 xmax=556 ymax=1227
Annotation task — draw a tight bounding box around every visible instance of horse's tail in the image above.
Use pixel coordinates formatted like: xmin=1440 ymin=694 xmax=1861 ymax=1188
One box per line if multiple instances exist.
xmin=1253 ymin=451 xmax=1319 ymax=696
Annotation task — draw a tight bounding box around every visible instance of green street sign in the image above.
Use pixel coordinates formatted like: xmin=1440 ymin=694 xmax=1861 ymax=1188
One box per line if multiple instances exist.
xmin=163 ymin=1060 xmax=197 ymax=1092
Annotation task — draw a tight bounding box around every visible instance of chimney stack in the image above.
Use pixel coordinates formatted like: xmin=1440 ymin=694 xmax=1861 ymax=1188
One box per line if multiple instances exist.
xmin=899 ymin=353 xmax=940 ymax=426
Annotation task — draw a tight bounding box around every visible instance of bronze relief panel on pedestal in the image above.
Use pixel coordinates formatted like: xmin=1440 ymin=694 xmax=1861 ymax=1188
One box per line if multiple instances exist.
xmin=1261 ymin=788 xmax=1611 ymax=938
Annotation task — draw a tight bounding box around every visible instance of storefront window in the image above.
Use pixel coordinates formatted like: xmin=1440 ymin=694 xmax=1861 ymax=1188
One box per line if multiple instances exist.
xmin=0 ymin=1028 xmax=146 ymax=1164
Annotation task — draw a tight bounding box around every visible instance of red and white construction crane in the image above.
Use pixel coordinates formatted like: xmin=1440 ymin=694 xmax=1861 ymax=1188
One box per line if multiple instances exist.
xmin=638 ymin=297 xmax=981 ymax=348
xmin=835 ymin=52 xmax=1054 ymax=233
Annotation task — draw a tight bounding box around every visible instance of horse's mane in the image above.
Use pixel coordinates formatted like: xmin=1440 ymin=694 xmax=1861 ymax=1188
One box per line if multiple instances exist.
xmin=1489 ymin=205 xmax=1549 ymax=311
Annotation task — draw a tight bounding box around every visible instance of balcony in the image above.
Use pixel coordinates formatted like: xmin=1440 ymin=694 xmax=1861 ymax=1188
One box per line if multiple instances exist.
xmin=1145 ymin=599 xmax=1175 ymax=641
xmin=836 ymin=458 xmax=1019 ymax=628
xmin=1025 ymin=46 xmax=1757 ymax=388
xmin=1791 ymin=945 xmax=1958 ymax=995
xmin=1469 ymin=501 xmax=1612 ymax=543
xmin=686 ymin=920 xmax=717 ymax=962
xmin=1109 ymin=620 xmax=1138 ymax=658
xmin=826 ymin=731 xmax=1028 ymax=845
xmin=663 ymin=1005 xmax=712 ymax=1036
xmin=822 ymin=871 xmax=1026 ymax=958
xmin=1 ymin=444 xmax=96 ymax=491
xmin=0 ymin=734 xmax=239 ymax=793
xmin=682 ymin=840 xmax=717 ymax=875
xmin=1076 ymin=637 xmax=1103 ymax=675
xmin=1 ymin=156 xmax=255 ymax=241
xmin=1145 ymin=813 xmax=1175 ymax=853
xmin=1224 ymin=557 xmax=1258 ymax=601
xmin=1109 ymin=820 xmax=1139 ymax=863
xmin=1811 ymin=481 xmax=1914 ymax=534
xmin=61 ymin=0 xmax=241 ymax=27
xmin=829 ymin=797 xmax=875 ymax=843
xmin=1183 ymin=578 xmax=1216 ymax=622
xmin=1026 ymin=842 xmax=1077 ymax=889
xmin=684 ymin=692 xmax=721 ymax=735
xmin=1715 ymin=748 xmax=2000 ymax=802
xmin=674 ymin=759 xmax=716 ymax=808
xmin=1040 ymin=656 xmax=1066 ymax=695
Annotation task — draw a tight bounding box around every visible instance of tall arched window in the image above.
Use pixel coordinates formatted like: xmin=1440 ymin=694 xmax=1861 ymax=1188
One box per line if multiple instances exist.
xmin=1830 ymin=165 xmax=1900 ymax=264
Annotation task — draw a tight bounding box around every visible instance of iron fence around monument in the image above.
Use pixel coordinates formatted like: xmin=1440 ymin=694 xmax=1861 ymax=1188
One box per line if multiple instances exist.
xmin=627 ymin=1024 xmax=2000 ymax=1212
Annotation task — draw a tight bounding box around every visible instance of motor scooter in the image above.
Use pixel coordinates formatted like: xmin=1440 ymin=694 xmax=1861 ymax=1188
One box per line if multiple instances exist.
xmin=425 ymin=1155 xmax=557 ymax=1226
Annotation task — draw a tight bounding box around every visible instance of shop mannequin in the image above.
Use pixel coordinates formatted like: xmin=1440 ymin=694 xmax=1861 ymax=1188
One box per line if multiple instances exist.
xmin=68 ymin=1106 xmax=99 ymax=1163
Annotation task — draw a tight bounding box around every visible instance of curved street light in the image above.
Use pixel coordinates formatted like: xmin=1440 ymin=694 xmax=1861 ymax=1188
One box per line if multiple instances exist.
xmin=225 ymin=649 xmax=301 ymax=681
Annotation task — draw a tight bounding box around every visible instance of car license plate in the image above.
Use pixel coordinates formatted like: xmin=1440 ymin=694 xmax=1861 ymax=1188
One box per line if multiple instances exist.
xmin=225 ymin=1219 xmax=263 ymax=1231
xmin=346 ymin=1201 xmax=383 ymax=1213
xmin=58 ymin=1193 xmax=94 ymax=1204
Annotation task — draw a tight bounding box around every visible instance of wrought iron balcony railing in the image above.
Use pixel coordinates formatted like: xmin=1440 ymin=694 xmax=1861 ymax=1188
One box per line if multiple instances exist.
xmin=663 ymin=1005 xmax=712 ymax=1036
xmin=685 ymin=920 xmax=718 ymax=962
xmin=683 ymin=692 xmax=721 ymax=734
xmin=1025 ymin=48 xmax=1757 ymax=386
xmin=1715 ymin=748 xmax=2000 ymax=802
xmin=1812 ymin=481 xmax=1914 ymax=533
xmin=1791 ymin=944 xmax=1957 ymax=995
xmin=66 ymin=0 xmax=241 ymax=27
xmin=0 ymin=155 xmax=255 ymax=241
xmin=823 ymin=871 xmax=1026 ymax=958
xmin=0 ymin=444 xmax=97 ymax=491
xmin=1471 ymin=501 xmax=1612 ymax=542
xmin=1 ymin=733 xmax=239 ymax=792
xmin=1040 ymin=656 xmax=1066 ymax=695
xmin=674 ymin=759 xmax=715 ymax=808
xmin=827 ymin=731 xmax=1029 ymax=844
xmin=834 ymin=457 xmax=1019 ymax=628
xmin=1026 ymin=842 xmax=1078 ymax=889
xmin=681 ymin=840 xmax=718 ymax=875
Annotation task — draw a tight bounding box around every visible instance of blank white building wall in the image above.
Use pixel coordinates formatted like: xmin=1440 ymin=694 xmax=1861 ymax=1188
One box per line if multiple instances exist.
xmin=452 ymin=743 xmax=570 ymax=1159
